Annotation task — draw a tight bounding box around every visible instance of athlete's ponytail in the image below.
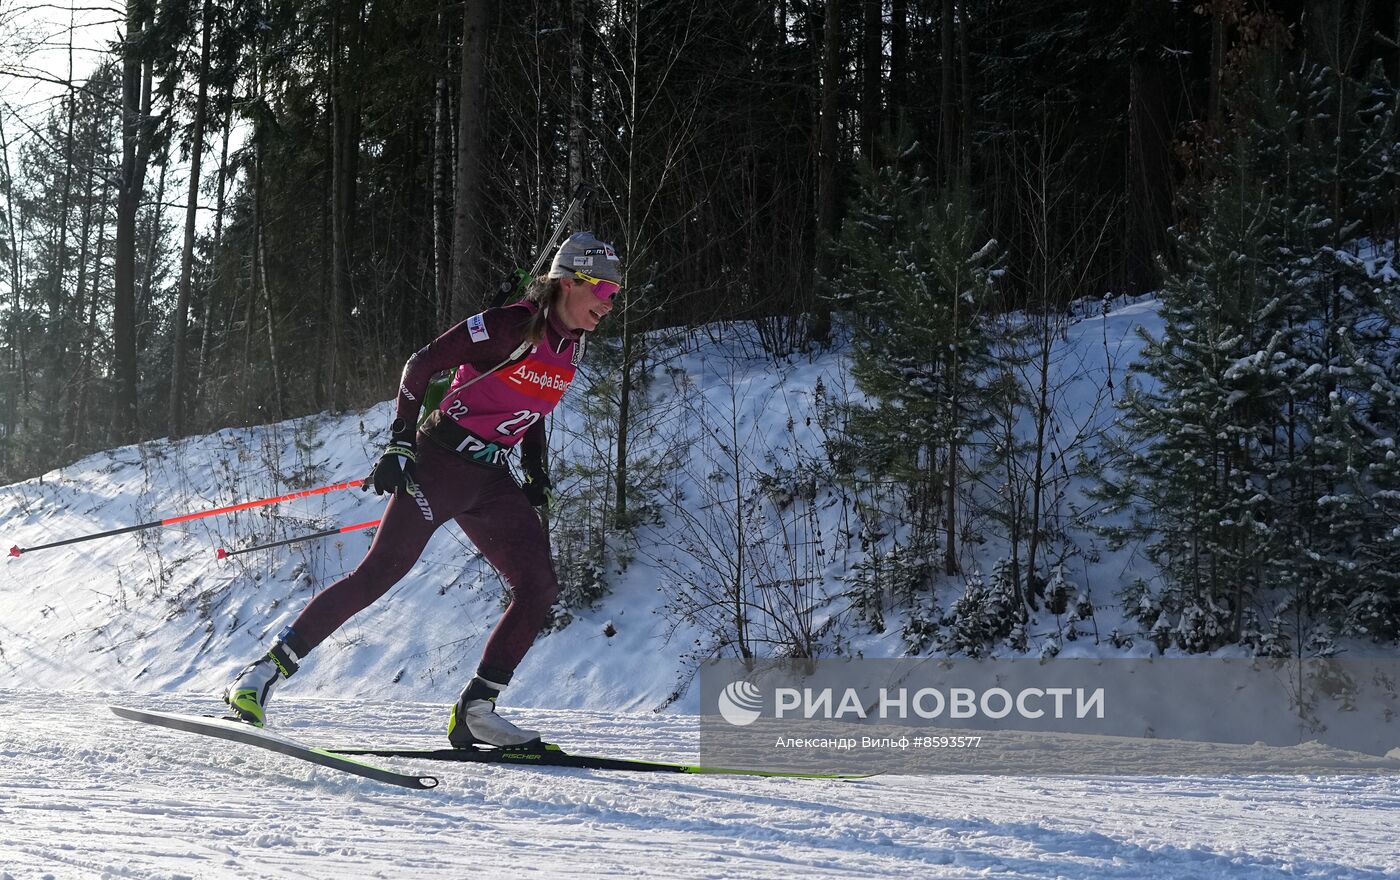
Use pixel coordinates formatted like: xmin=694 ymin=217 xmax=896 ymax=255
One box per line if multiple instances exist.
xmin=521 ymin=277 xmax=564 ymax=345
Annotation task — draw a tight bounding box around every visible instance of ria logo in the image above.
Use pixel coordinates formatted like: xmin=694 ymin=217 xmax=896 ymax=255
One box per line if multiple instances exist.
xmin=717 ymin=680 xmax=763 ymax=727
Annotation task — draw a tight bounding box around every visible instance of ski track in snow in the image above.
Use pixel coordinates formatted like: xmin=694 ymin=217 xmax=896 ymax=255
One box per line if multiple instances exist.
xmin=0 ymin=691 xmax=1395 ymax=879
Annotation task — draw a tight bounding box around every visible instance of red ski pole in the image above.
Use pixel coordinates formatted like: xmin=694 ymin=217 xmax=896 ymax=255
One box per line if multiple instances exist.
xmin=9 ymin=480 xmax=364 ymax=558
xmin=216 ymin=519 xmax=381 ymax=559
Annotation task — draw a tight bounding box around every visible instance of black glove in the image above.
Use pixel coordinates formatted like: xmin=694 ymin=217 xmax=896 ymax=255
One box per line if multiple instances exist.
xmin=363 ymin=419 xmax=420 ymax=497
xmin=520 ymin=453 xmax=553 ymax=509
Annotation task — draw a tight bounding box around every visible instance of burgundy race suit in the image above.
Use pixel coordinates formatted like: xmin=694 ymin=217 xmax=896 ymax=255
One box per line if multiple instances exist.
xmin=290 ymin=301 xmax=580 ymax=685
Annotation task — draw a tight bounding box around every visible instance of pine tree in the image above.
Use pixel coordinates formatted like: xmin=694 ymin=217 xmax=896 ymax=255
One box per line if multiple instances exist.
xmin=846 ymin=549 xmax=889 ymax=634
xmin=829 ymin=154 xmax=998 ymax=575
xmin=1287 ymin=62 xmax=1400 ymax=643
xmin=1093 ymin=58 xmax=1400 ymax=652
xmin=940 ymin=561 xmax=1026 ymax=657
xmin=1093 ymin=156 xmax=1295 ymax=649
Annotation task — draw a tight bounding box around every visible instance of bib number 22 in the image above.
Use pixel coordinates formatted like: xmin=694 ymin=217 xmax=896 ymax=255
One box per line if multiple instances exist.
xmin=496 ymin=410 xmax=541 ymax=436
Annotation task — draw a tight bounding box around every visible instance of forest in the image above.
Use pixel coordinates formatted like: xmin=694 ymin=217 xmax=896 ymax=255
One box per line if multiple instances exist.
xmin=2 ymin=0 xmax=1399 ymax=655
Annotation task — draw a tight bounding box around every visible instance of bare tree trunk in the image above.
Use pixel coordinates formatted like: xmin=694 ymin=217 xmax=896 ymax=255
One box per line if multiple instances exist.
xmin=1126 ymin=0 xmax=1173 ymax=295
xmin=0 ymin=114 xmax=26 ymax=463
xmin=614 ymin=325 xmax=633 ymax=528
xmin=317 ymin=113 xmax=331 ymax=404
xmin=945 ymin=251 xmax=962 ymax=576
xmin=614 ymin=0 xmax=640 ymax=529
xmin=45 ymin=60 xmax=77 ymax=441
xmin=807 ymin=0 xmax=841 ymax=345
xmin=251 ymin=48 xmax=284 ymax=421
xmin=114 ymin=0 xmax=155 ymax=443
xmin=256 ymin=169 xmax=285 ymax=421
xmin=890 ymin=0 xmax=907 ymax=119
xmin=1208 ymin=6 xmax=1225 ymax=129
xmin=958 ymin=4 xmax=971 ymax=179
xmin=1025 ymin=313 xmax=1053 ymax=600
xmin=328 ymin=9 xmax=344 ymax=406
xmin=861 ymin=0 xmax=881 ymax=161
xmin=1394 ymin=3 xmax=1400 ymax=86
xmin=240 ymin=252 xmax=255 ymax=420
xmin=432 ymin=8 xmax=454 ymax=328
xmin=451 ymin=0 xmax=490 ymax=316
xmin=71 ymin=173 xmax=111 ymax=457
xmin=729 ymin=389 xmax=750 ymax=659
xmin=568 ymin=0 xmax=589 ymax=194
xmin=60 ymin=129 xmax=99 ymax=458
xmin=945 ymin=439 xmax=960 ymax=575
xmin=328 ymin=0 xmax=364 ymax=410
xmin=69 ymin=141 xmax=97 ymax=364
xmin=195 ymin=113 xmax=231 ymax=391
xmin=817 ymin=0 xmax=840 ymax=252
xmin=940 ymin=0 xmax=955 ymax=179
xmin=169 ymin=0 xmax=213 ymax=439
xmin=137 ymin=157 xmax=167 ymax=355
xmin=239 ymin=41 xmax=262 ymax=423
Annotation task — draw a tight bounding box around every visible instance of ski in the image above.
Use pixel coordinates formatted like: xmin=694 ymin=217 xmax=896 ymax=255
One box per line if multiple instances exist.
xmin=329 ymin=742 xmax=871 ymax=779
xmin=110 ymin=706 xmax=439 ymax=790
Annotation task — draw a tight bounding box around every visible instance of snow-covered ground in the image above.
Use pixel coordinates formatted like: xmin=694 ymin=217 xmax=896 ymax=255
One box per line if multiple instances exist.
xmin=2 ymin=690 xmax=1396 ymax=879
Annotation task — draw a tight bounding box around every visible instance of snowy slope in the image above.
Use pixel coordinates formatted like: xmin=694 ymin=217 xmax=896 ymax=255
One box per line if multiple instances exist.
xmin=0 ymin=295 xmax=1164 ymax=713
xmin=0 ymin=394 xmax=691 ymax=713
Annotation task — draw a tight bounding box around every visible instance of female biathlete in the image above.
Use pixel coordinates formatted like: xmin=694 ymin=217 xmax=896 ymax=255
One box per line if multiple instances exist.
xmin=222 ymin=231 xmax=621 ymax=747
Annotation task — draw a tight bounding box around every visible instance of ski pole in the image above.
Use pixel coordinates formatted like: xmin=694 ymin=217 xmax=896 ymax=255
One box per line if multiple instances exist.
xmin=9 ymin=479 xmax=364 ymax=558
xmin=489 ymin=181 xmax=595 ymax=308
xmin=215 ymin=519 xmax=381 ymax=559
